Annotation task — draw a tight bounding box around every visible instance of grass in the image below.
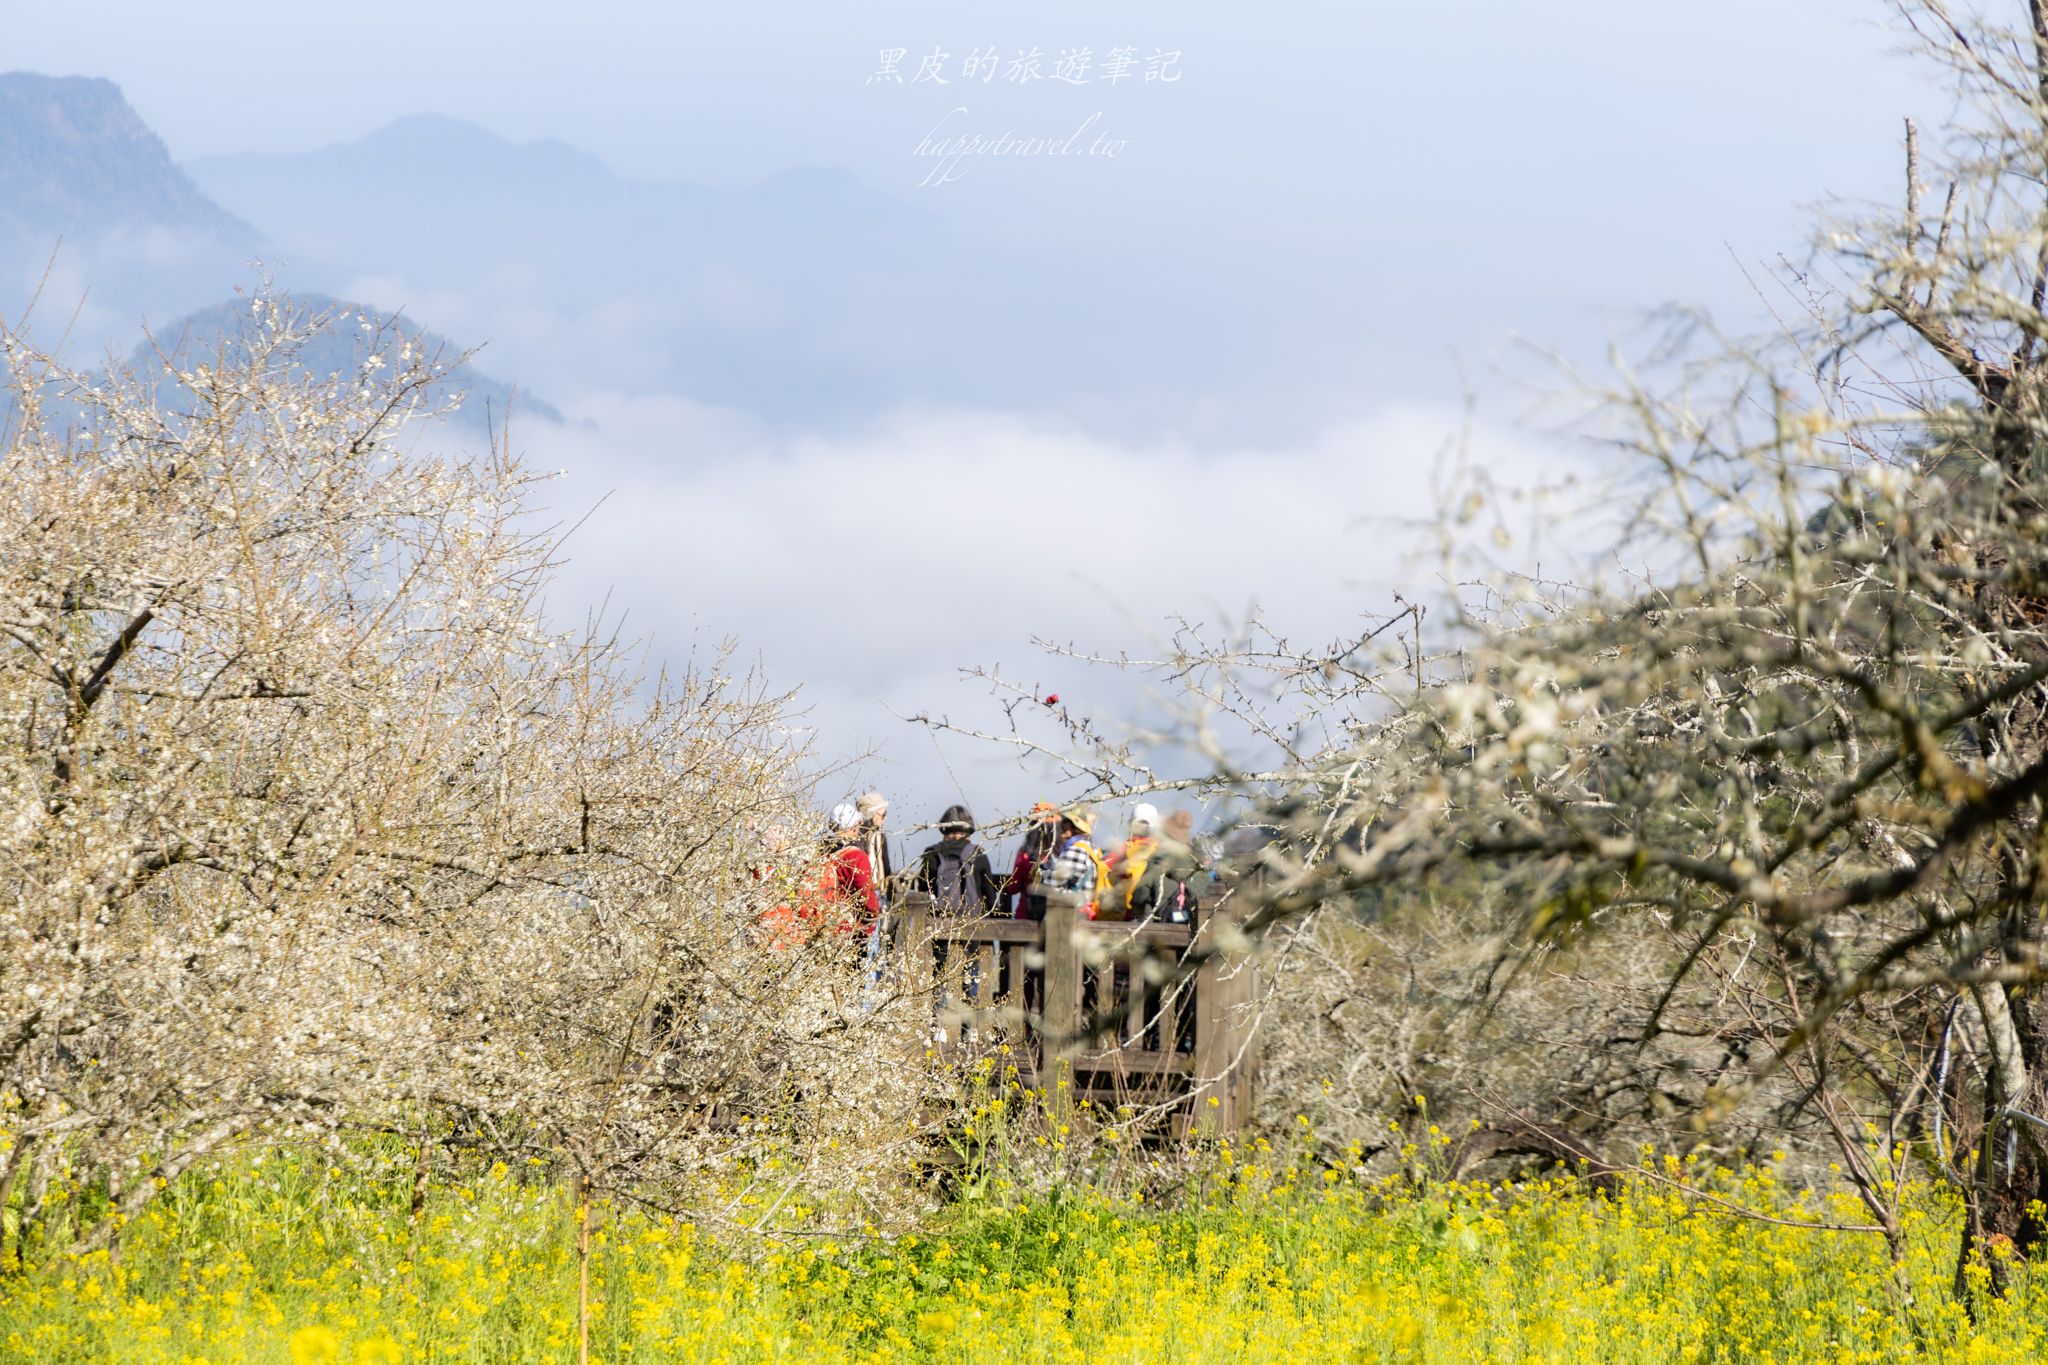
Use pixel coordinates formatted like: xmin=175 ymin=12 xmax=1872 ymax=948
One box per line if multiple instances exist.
xmin=1 ymin=1141 xmax=2044 ymax=1363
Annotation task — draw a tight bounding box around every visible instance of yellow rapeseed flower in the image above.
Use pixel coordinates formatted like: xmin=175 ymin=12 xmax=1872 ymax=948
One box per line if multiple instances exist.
xmin=288 ymin=1325 xmax=341 ymax=1365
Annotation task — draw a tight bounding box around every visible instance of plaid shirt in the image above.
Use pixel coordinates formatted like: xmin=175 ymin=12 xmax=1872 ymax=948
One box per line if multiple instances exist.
xmin=1041 ymin=836 xmax=1100 ymax=895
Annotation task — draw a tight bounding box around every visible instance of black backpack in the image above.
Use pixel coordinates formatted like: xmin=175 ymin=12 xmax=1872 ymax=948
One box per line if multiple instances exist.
xmin=1134 ymin=865 xmax=1200 ymax=924
xmin=933 ymin=842 xmax=981 ymax=914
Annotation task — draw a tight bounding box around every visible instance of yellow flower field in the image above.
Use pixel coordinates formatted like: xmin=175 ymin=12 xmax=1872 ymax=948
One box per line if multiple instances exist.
xmin=1 ymin=1150 xmax=2041 ymax=1363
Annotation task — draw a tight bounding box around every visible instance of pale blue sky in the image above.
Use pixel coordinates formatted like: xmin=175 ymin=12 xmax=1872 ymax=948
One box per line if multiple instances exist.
xmin=11 ymin=2 xmax=1938 ymax=429
xmin=3 ymin=0 xmax=1951 ymax=820
xmin=17 ymin=2 xmax=1926 ymax=253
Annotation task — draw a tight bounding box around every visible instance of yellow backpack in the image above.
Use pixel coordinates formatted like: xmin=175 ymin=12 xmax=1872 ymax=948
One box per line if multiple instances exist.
xmin=1083 ymin=842 xmax=1114 ymax=917
xmin=1110 ymin=837 xmax=1157 ymax=916
xmin=1037 ymin=837 xmax=1115 ymax=918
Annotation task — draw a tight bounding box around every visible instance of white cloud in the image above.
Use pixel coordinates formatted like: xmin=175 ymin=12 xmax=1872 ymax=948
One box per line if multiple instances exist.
xmin=3 ymin=227 xmax=251 ymax=359
xmin=509 ymin=394 xmax=1586 ymax=835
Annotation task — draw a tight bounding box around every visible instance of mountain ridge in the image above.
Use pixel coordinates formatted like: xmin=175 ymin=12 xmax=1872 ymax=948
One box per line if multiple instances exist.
xmin=131 ymin=292 xmax=564 ymax=434
xmin=0 ymin=77 xmax=561 ymax=427
xmin=0 ymin=71 xmax=256 ymax=249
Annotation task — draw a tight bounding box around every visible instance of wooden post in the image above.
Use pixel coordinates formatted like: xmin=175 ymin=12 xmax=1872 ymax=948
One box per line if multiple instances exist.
xmin=974 ymin=942 xmax=1000 ymax=1042
xmin=406 ymin=1129 xmax=432 ymax=1273
xmin=576 ymin=1175 xmax=592 ymax=1365
xmin=0 ymin=1137 xmax=29 ymax=1271
xmin=1191 ymin=896 xmax=1256 ymax=1136
xmin=899 ymin=892 xmax=934 ymax=1003
xmin=1040 ymin=899 xmax=1085 ymax=1115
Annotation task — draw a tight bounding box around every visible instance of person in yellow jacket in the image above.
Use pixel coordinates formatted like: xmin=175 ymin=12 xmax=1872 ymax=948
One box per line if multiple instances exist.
xmin=1103 ymin=802 xmax=1160 ymax=922
xmin=1110 ymin=802 xmax=1205 ymax=922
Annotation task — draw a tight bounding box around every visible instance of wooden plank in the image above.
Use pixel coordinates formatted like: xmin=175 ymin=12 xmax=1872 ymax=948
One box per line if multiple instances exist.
xmin=986 ymin=943 xmax=1017 ymax=1046
xmin=1124 ymin=961 xmax=1145 ymax=1047
xmin=1068 ymin=1081 xmax=1184 ymax=1115
xmin=937 ymin=938 xmax=972 ymax=1055
xmin=1011 ymin=941 xmax=1045 ymax=1079
xmin=1041 ymin=906 xmax=1084 ymax=1117
xmin=975 ymin=943 xmax=999 ymax=1040
xmin=1190 ymin=901 xmax=1254 ymax=1134
xmin=1073 ymin=1049 xmax=1190 ymax=1076
xmin=1089 ymin=921 xmax=1193 ymax=950
xmin=899 ymin=894 xmax=934 ymax=1002
xmin=929 ymin=918 xmax=1041 ymax=945
xmin=1167 ymin=973 xmax=1196 ymax=1054
xmin=1152 ymin=950 xmax=1179 ymax=1051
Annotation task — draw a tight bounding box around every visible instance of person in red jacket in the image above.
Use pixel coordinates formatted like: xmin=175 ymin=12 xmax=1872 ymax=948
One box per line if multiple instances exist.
xmin=1004 ymin=801 xmax=1060 ymax=920
xmin=824 ymin=801 xmax=880 ymax=930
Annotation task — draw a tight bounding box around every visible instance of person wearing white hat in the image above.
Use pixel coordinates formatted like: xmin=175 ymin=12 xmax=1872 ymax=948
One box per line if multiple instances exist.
xmin=1126 ymin=803 xmax=1204 ymax=925
xmin=1104 ymin=803 xmax=1160 ymax=922
xmin=822 ymin=802 xmax=879 ymax=930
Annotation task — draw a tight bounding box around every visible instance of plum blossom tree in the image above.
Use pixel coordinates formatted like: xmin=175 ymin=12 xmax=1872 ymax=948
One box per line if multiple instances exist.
xmin=0 ymin=294 xmax=933 ymax=1267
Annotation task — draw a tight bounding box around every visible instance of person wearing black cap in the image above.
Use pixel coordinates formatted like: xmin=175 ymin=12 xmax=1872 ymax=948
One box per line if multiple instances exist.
xmin=913 ymin=803 xmax=1002 ymax=916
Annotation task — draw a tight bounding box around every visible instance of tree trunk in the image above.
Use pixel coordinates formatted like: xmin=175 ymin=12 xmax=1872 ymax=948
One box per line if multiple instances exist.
xmin=1958 ymin=982 xmax=2048 ymax=1299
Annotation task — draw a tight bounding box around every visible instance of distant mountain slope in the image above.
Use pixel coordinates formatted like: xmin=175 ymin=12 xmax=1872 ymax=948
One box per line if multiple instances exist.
xmin=0 ymin=72 xmax=263 ymax=357
xmin=131 ymin=294 xmax=562 ymax=434
xmin=0 ymin=71 xmax=255 ymax=248
xmin=5 ymin=84 xmax=1218 ymax=432
xmin=183 ymin=115 xmax=1060 ymax=420
xmin=184 ymin=114 xmax=917 ymax=296
xmin=187 ymin=114 xmax=704 ymax=285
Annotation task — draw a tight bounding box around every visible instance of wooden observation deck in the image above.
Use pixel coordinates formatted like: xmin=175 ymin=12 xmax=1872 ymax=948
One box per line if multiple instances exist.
xmin=895 ymin=892 xmax=1258 ymax=1136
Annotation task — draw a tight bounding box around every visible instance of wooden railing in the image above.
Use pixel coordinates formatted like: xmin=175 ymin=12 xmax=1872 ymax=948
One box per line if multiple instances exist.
xmin=894 ymin=892 xmax=1258 ymax=1135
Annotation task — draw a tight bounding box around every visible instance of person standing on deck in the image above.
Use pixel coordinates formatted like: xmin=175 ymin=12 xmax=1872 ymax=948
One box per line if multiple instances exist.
xmin=1005 ymin=801 xmax=1060 ymax=920
xmin=824 ymin=802 xmax=881 ymax=932
xmin=1033 ymin=806 xmax=1110 ymax=919
xmin=913 ymin=804 xmax=1002 ymax=915
xmin=856 ymin=790 xmax=896 ymax=904
xmin=1104 ymin=802 xmax=1161 ymax=922
xmin=1164 ymin=808 xmax=1216 ymax=876
xmin=1132 ymin=807 xmax=1204 ymax=924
